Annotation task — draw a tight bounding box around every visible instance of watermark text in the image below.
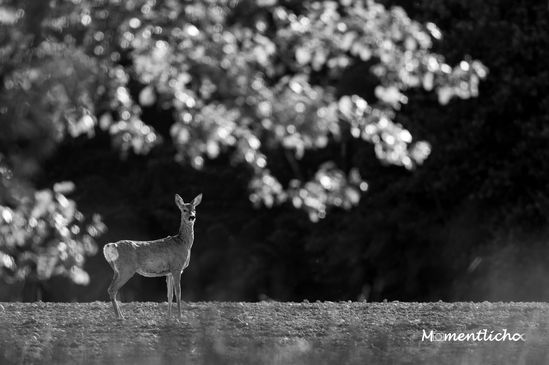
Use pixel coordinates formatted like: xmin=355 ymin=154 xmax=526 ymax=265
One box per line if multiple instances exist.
xmin=421 ymin=329 xmax=525 ymax=342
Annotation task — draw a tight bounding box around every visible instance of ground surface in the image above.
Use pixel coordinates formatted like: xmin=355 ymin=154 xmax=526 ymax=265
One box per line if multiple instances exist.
xmin=0 ymin=302 xmax=548 ymax=364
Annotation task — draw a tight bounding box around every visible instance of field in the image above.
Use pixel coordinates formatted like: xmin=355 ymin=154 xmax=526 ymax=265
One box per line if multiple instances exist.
xmin=1 ymin=302 xmax=548 ymax=364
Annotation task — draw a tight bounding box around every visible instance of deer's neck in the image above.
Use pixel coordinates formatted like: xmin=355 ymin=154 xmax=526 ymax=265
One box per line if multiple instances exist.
xmin=177 ymin=221 xmax=194 ymax=248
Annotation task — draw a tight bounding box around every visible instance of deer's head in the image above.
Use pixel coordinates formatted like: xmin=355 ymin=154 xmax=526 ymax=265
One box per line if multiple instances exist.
xmin=175 ymin=193 xmax=202 ymax=224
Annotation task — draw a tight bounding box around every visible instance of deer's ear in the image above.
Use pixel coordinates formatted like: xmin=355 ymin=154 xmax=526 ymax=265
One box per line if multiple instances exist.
xmin=175 ymin=194 xmax=185 ymax=208
xmin=191 ymin=193 xmax=202 ymax=207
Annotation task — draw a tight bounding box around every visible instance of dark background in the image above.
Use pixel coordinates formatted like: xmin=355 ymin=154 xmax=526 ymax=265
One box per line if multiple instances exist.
xmin=4 ymin=0 xmax=549 ymax=303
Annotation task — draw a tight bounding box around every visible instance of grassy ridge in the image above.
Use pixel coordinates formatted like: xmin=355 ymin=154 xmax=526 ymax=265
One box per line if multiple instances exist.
xmin=0 ymin=302 xmax=548 ymax=364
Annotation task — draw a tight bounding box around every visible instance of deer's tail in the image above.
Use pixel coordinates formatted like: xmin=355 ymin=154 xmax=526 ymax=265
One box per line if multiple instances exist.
xmin=103 ymin=243 xmax=119 ymax=268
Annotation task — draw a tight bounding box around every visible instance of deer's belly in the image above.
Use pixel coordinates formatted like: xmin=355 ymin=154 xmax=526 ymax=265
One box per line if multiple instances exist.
xmin=136 ymin=256 xmax=172 ymax=277
xmin=136 ymin=269 xmax=169 ymax=277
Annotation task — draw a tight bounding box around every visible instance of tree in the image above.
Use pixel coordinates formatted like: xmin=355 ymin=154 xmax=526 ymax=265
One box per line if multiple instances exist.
xmin=0 ymin=0 xmax=485 ymax=288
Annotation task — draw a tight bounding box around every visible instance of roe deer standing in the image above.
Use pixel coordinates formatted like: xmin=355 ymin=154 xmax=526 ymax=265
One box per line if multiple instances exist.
xmin=103 ymin=193 xmax=202 ymax=319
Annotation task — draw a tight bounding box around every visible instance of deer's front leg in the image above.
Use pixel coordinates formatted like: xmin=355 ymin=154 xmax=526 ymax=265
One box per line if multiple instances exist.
xmin=166 ymin=274 xmax=174 ymax=316
xmin=172 ymin=271 xmax=182 ymax=319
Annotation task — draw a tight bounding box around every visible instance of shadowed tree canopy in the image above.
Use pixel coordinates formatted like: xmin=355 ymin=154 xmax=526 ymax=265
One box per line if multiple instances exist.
xmin=0 ymin=0 xmax=486 ymax=288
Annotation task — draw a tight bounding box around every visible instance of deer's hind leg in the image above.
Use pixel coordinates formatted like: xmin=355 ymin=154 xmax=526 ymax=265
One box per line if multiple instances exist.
xmin=107 ymin=265 xmax=134 ymax=320
xmin=166 ymin=274 xmax=174 ymax=316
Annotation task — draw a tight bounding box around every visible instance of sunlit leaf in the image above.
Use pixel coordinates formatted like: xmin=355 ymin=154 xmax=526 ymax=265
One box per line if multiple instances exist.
xmin=139 ymin=86 xmax=156 ymax=106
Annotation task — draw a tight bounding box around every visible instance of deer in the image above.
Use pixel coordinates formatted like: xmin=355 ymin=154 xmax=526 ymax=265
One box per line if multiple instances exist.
xmin=103 ymin=193 xmax=202 ymax=319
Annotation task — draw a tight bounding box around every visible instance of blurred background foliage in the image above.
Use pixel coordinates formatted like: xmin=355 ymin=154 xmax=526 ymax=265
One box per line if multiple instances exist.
xmin=0 ymin=0 xmax=547 ymax=302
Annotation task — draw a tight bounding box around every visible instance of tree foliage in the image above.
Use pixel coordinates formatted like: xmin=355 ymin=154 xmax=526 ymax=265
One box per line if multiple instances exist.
xmin=0 ymin=0 xmax=485 ymax=287
xmin=0 ymin=176 xmax=104 ymax=285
